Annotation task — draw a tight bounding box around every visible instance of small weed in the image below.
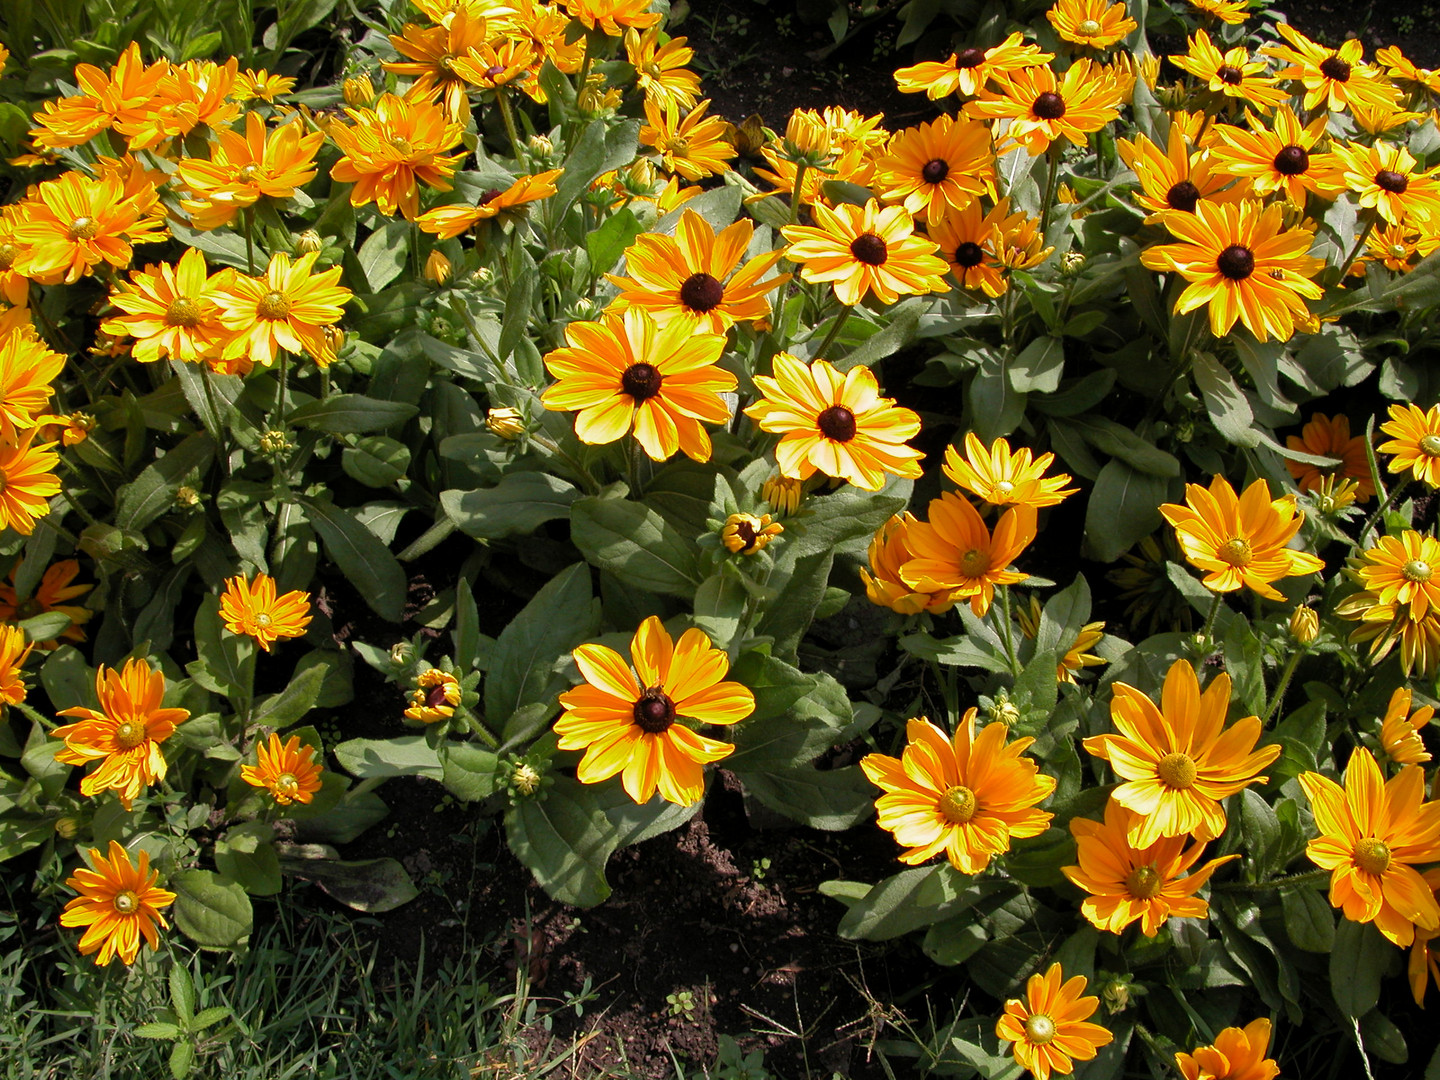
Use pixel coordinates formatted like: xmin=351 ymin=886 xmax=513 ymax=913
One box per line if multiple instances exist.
xmin=666 ymin=989 xmax=698 ymax=1021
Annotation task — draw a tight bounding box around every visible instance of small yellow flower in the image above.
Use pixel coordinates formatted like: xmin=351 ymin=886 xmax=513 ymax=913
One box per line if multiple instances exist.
xmin=406 ymin=668 xmax=462 ymax=723
xmin=425 ymin=249 xmax=452 ymax=285
xmin=241 ymin=733 xmax=324 ymax=805
xmin=1379 ymin=403 xmax=1440 ymax=488
xmin=721 ymin=513 xmax=782 ymax=555
xmin=485 ymin=407 xmax=526 ymax=440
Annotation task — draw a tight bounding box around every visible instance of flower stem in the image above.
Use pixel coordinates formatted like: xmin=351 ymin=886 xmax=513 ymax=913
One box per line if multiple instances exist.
xmin=999 ymin=585 xmax=1019 ymax=677
xmin=243 ymin=207 xmax=256 ymax=275
xmin=1214 ymin=867 xmax=1329 ymax=893
xmin=1039 ymin=144 xmax=1062 ymax=236
xmin=200 ymin=366 xmax=232 ymax=477
xmin=1198 ymin=591 xmax=1223 ymax=655
xmin=814 ymin=305 xmax=851 ymax=359
xmin=1337 ymin=216 xmax=1376 ymax=281
xmin=1356 ymin=477 xmax=1408 ymax=550
xmin=788 ymin=162 xmax=808 ymax=228
xmin=496 ymin=90 xmax=525 ymax=163
xmin=1264 ymin=647 xmax=1305 ymax=723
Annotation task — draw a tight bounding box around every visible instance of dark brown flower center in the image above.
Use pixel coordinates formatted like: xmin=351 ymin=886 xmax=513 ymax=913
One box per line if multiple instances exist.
xmin=1166 ymin=180 xmax=1200 ymax=212
xmin=1216 ymin=245 xmax=1255 ymax=280
xmin=954 ymin=47 xmax=986 ymax=68
xmin=1376 ymin=169 xmax=1410 ymax=194
xmin=621 ymin=362 xmax=664 ymax=400
xmin=1032 ymin=91 xmax=1067 ymax=119
xmin=165 ymin=296 xmax=202 ymax=327
xmin=633 ymin=687 xmax=675 ymax=733
xmin=485 ymin=64 xmax=506 ymax=78
xmin=678 ymin=272 xmax=725 ymax=312
xmin=849 ymin=232 xmax=888 ymax=266
xmin=479 ymin=189 xmax=504 ymax=206
xmin=425 ymin=684 xmax=451 ymax=709
xmin=733 ymin=519 xmax=758 ymax=550
xmin=921 ymin=158 xmax=950 ymax=184
xmin=953 ymin=241 xmax=984 ymax=268
xmin=1217 ymin=64 xmax=1244 ymax=85
xmin=1273 ymin=145 xmax=1310 ymax=175
xmin=257 ymin=290 xmax=291 ymax=319
xmin=816 ymin=405 xmax=857 ymax=442
xmin=1320 ymin=55 xmax=1352 ymax=81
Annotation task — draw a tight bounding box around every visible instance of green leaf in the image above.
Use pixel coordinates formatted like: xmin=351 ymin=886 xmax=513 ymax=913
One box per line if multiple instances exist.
xmin=783 ymin=481 xmax=909 ymax=560
xmin=191 ymin=1006 xmax=230 ymax=1032
xmin=1331 ymin=918 xmax=1389 ymax=1019
xmin=292 ymin=786 xmax=389 ymax=845
xmin=21 ymin=722 xmax=70 ymax=801
xmin=18 ymin=611 xmax=71 ymax=645
xmin=442 ymin=742 xmax=499 ymax=801
xmin=1070 ymin=416 xmax=1181 ymax=476
xmin=570 ymin=496 xmax=701 ymax=597
xmin=441 ymin=473 xmax=579 ymax=540
xmin=505 ymin=776 xmax=619 ymax=907
xmin=342 ymin=436 xmax=411 ymax=487
xmin=585 ymin=206 xmax=644 ymax=273
xmin=215 ymin=822 xmax=282 ymax=897
xmin=1281 ymin=887 xmax=1335 ymax=953
xmin=1004 ymin=829 xmax=1076 ymax=888
xmin=836 ymin=299 xmax=922 ymax=372
xmin=134 ymin=1022 xmax=183 ymax=1041
xmin=755 ymin=550 xmax=833 ymax=662
xmin=299 ymin=497 xmax=407 ymax=622
xmin=922 ymin=919 xmax=988 ymax=966
xmin=334 ymin=736 xmax=443 ymax=779
xmin=356 ymin=219 xmax=409 ymax=290
xmin=116 ymin=432 xmax=215 ymax=532
xmin=1193 ymin=351 xmax=1260 ymax=449
xmin=251 ymin=662 xmax=328 ymax=728
xmin=40 ymin=645 xmax=92 ymax=712
xmin=276 ymin=854 xmax=419 ymax=913
xmin=555 ymin=118 xmax=641 ymax=216
xmin=498 ymin=268 xmax=535 ymax=364
xmin=1082 ymin=459 xmax=1168 ymax=563
xmin=692 ymin=571 xmax=746 ymax=650
xmin=737 ymin=764 xmax=873 ymax=830
xmin=170 ymin=869 xmax=253 ymax=948
xmin=190 ymin=594 xmax=255 ymax=702
xmin=1009 ymin=336 xmax=1065 ymax=394
xmin=168 ymin=1041 xmax=195 ymax=1080
xmin=834 ymin=865 xmax=1011 ymax=941
xmin=169 ymin=963 xmax=196 ymax=1023
xmin=289 ymin=395 xmax=418 ymax=434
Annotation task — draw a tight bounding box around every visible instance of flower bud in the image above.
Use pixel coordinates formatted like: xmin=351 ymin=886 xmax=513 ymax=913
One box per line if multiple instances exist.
xmin=985 ymin=693 xmax=1022 ymax=727
xmin=527 ymin=134 xmax=554 ymax=158
xmin=1289 ymin=605 xmax=1319 ymax=645
xmin=425 ymin=249 xmax=452 ymax=285
xmin=761 ymin=474 xmax=803 ymax=516
xmin=342 ymin=75 xmax=375 ymax=107
xmin=259 ymin=429 xmax=295 ymax=456
xmin=296 ymin=229 xmax=323 ymax=254
xmin=721 ymin=512 xmax=782 ymax=555
xmin=1060 ymin=250 xmax=1086 ymax=276
xmin=174 ymin=485 xmax=201 ymax=509
xmin=485 ymin=406 xmax=526 ymax=440
xmin=389 ymin=640 xmax=415 ymax=667
xmin=511 ymin=762 xmax=542 ymax=796
xmin=54 ymin=816 xmax=79 ymax=839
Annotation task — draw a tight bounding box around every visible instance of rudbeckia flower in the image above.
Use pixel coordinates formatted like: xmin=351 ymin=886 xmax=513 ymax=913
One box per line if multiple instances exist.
xmin=1117 ymin=128 xmax=1242 ymax=223
xmin=212 ymin=251 xmax=352 ymax=367
xmin=1170 ymin=30 xmax=1288 ymax=109
xmin=894 ymin=32 xmax=1054 ymax=100
xmin=995 ymin=964 xmax=1113 ymax=1080
xmin=219 ymin=572 xmax=313 ymax=651
xmin=11 ymin=170 xmax=166 ymax=286
xmin=0 ymin=433 xmax=61 ymax=537
xmin=562 ymin=0 xmax=662 ymax=36
xmin=875 ymin=115 xmax=995 ymax=223
xmin=406 ymin=668 xmax=462 ymax=723
xmin=1380 ymin=402 xmax=1440 ymax=488
xmin=175 ymin=112 xmax=324 ymax=230
xmin=1338 ymin=589 xmax=1440 ymax=677
xmin=1283 ymin=413 xmax=1374 ymax=500
xmin=1355 ymin=530 xmax=1440 ymax=620
xmin=928 ymin=198 xmax=1012 ymax=297
xmin=860 ymin=513 xmax=958 ymax=616
xmin=60 ymin=841 xmax=176 ymax=966
xmin=0 ymin=623 xmax=33 ymax=705
xmin=416 ymin=170 xmax=562 ymax=238
xmin=1380 ymin=686 xmax=1433 ymax=766
xmin=1261 ymin=22 xmax=1400 ymax=113
xmin=1046 ymin=0 xmax=1138 ymax=48
xmin=102 ymin=248 xmax=228 ymax=364
xmin=1209 ymin=105 xmax=1343 ymax=205
xmin=898 ymin=493 xmax=1036 ymax=616
xmin=555 ymin=617 xmax=754 ymax=806
xmin=1174 ymin=1020 xmax=1280 ymax=1080
xmin=966 ymin=58 xmax=1126 ymax=156
xmin=720 ymin=513 xmax=782 ymax=555
xmin=241 ymin=733 xmax=324 ymax=806
xmin=0 ymin=331 xmax=64 ymax=443
xmin=625 ymin=26 xmax=701 ymax=113
xmin=943 ymin=432 xmax=1076 ymax=508
xmin=781 ymin=199 xmax=950 ymax=307
xmin=1331 ymin=140 xmax=1440 ymax=226
xmin=384 ymin=10 xmax=491 ymax=120
xmin=330 ymin=94 xmax=465 ymax=220
xmin=0 ymin=558 xmax=92 ymax=646
xmin=1299 ymin=747 xmax=1440 ymax=946
xmin=639 ymin=98 xmax=735 ymax=181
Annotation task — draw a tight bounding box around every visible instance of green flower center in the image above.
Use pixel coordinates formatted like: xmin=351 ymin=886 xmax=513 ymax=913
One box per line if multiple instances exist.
xmin=1219 ymin=537 xmax=1253 ymax=567
xmin=255 ymin=612 xmax=273 ymax=628
xmin=257 ymin=290 xmax=291 ymax=319
xmin=1421 ymin=435 xmax=1440 ymax=457
xmin=1157 ymin=751 xmax=1198 ymax=789
xmin=938 ymin=785 xmax=977 ymax=824
xmin=1125 ymin=864 xmax=1162 ymax=900
xmin=1404 ymin=559 xmax=1433 ymax=583
xmin=1353 ymin=837 xmax=1391 ymax=875
xmin=275 ymin=773 xmax=300 ymax=799
xmin=114 ymin=721 xmax=145 ymax=749
xmin=1077 ymin=18 xmax=1102 ymax=35
xmin=959 ymin=548 xmax=990 ymax=577
xmin=68 ymin=216 xmax=99 ymax=241
xmin=1024 ymin=1013 xmax=1057 ymax=1045
xmin=165 ymin=296 xmax=202 ymax=328
xmin=112 ymin=890 xmax=139 ymax=915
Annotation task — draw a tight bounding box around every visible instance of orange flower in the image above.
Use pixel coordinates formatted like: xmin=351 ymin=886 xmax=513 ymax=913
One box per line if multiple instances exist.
xmin=0 ymin=623 xmax=32 ymax=705
xmin=60 ymin=841 xmax=176 ymax=966
xmin=1175 ymin=1019 xmax=1280 ymax=1080
xmin=330 ymin=94 xmax=465 ymax=220
xmin=720 ymin=513 xmax=782 ymax=555
xmin=10 ymin=171 xmax=166 ymax=286
xmin=1380 ymin=686 xmax=1432 ymax=765
xmin=893 ymin=33 xmax=1054 ymax=100
xmin=241 ymin=733 xmax=324 ymax=805
xmin=415 ymin=170 xmax=562 ymax=238
xmin=1063 ymin=798 xmax=1237 ymax=936
xmin=1284 ymin=413 xmax=1374 ymax=501
xmin=875 ymin=115 xmax=995 ymax=223
xmin=1356 ymin=530 xmax=1440 ymax=620
xmin=639 ymin=98 xmax=735 ymax=181
xmin=1299 ymin=748 xmax=1440 ymax=946
xmin=928 ymin=198 xmax=1012 ymax=297
xmin=966 ymin=59 xmax=1126 ymax=156
xmin=1209 ymin=105 xmax=1343 ymax=205
xmin=1170 ymin=30 xmax=1287 ymax=110
xmin=101 ymin=248 xmax=228 ymax=364
xmin=1047 ymin=0 xmax=1138 ymax=48
xmin=212 ymin=251 xmax=351 ymax=367
xmin=555 ymin=617 xmax=754 ymax=806
xmin=176 ymin=112 xmax=324 ymax=230
xmin=1379 ymin=402 xmax=1440 ymax=488
xmin=1261 ymin=23 xmax=1400 ymax=113
xmin=995 ymin=964 xmax=1113 ymax=1080
xmin=898 ymin=493 xmax=1036 ymax=616
xmin=28 ymin=43 xmax=168 ymax=151
xmin=625 ymin=26 xmax=701 ymax=113
xmin=780 ymin=199 xmax=950 ymax=307
xmin=1116 ymin=127 xmax=1242 ymax=224
xmin=944 ymin=432 xmax=1076 ymax=508
xmin=52 ymin=659 xmax=190 ymax=807
xmin=562 ymin=0 xmax=662 ymax=36
xmin=1083 ymin=658 xmax=1281 ymax=847
xmin=1409 ymin=871 xmax=1440 ymax=1006
xmin=219 ymin=573 xmax=312 ymax=651
xmin=860 ymin=512 xmax=958 ymax=616
xmin=0 ymin=434 xmax=61 ymax=537
xmin=0 ymin=331 xmax=64 ymax=444
xmin=0 ymin=558 xmax=93 ymax=646
xmin=384 ymin=9 xmax=491 ymax=119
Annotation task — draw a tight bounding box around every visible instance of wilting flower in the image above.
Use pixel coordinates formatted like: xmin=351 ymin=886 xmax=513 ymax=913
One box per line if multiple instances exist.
xmin=0 ymin=434 xmax=61 ymax=537
xmin=53 ymin=659 xmax=190 ymax=807
xmin=639 ymin=98 xmax=735 ymax=181
xmin=1338 ymin=589 xmax=1440 ymax=677
xmin=1284 ymin=413 xmax=1374 ymax=500
xmin=1175 ymin=1020 xmax=1280 ymax=1080
xmin=1159 ymin=475 xmax=1324 ymax=601
xmin=605 ymin=210 xmax=788 ymax=334
xmin=898 ymin=494 xmax=1036 ymax=616
xmin=219 ymin=573 xmax=313 ymax=651
xmin=563 ymin=0 xmax=662 ymax=35
xmin=102 ymin=248 xmax=228 ymax=364
xmin=721 ymin=513 xmax=782 ymax=555
xmin=875 ymin=115 xmax=995 ymax=223
xmin=1063 ymin=799 xmax=1237 ymax=936
xmin=60 ymin=841 xmax=176 ymax=966
xmin=1017 ymin=595 xmax=1107 ymax=683
xmin=1261 ymin=22 xmax=1400 ymax=113
xmin=1140 ymin=199 xmax=1324 ymax=343
xmin=744 ymin=353 xmax=923 ymax=491
xmin=1117 ymin=127 xmax=1241 ymax=223
xmin=1299 ymin=747 xmax=1440 ymax=946
xmin=555 ymin=616 xmax=754 ymax=806
xmin=1170 ymin=30 xmax=1287 ymax=109
xmin=0 ymin=558 xmax=94 ymax=646
xmin=406 ymin=668 xmax=462 ymax=723
xmin=0 ymin=623 xmax=32 ymax=705
xmin=894 ymin=33 xmax=1054 ymax=100
xmin=861 ymin=712 xmax=1054 ymax=873
xmin=996 ymin=964 xmax=1113 ymax=1080
xmin=0 ymin=331 xmax=65 ymax=443
xmin=1410 ymin=872 xmax=1440 ymax=1006
xmin=176 ymin=112 xmax=324 ymax=230
xmin=1083 ymin=658 xmax=1281 ymax=848
xmin=1331 ymin=140 xmax=1440 ymax=227
xmin=1046 ymin=0 xmax=1137 ymax=48
xmin=241 ymin=733 xmax=324 ymax=805
xmin=944 ymin=432 xmax=1076 ymax=508
xmin=781 ymin=199 xmax=950 ymax=307
xmin=212 ymin=251 xmax=351 ymax=367
xmin=860 ymin=512 xmax=957 ymax=616
xmin=1380 ymin=686 xmax=1433 ymax=765
xmin=1380 ymin=403 xmax=1440 ymax=488
xmin=1209 ymin=105 xmax=1342 ymax=205
xmin=541 ymin=309 xmax=733 ymax=463
xmin=330 ymin=94 xmax=465 ymax=220
xmin=967 ymin=58 xmax=1126 ymax=156
xmin=11 ymin=170 xmax=165 ymax=286
xmin=416 ymin=170 xmax=562 ymax=238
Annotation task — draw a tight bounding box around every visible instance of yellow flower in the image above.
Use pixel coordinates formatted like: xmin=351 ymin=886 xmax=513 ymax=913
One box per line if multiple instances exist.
xmin=485 ymin=406 xmax=526 ymax=440
xmin=639 ymin=98 xmax=735 ymax=181
xmin=1170 ymin=30 xmax=1287 ymax=109
xmin=928 ymin=198 xmax=1012 ymax=297
xmin=1017 ymin=595 xmax=1107 ymax=683
xmin=943 ymin=432 xmax=1076 ymax=508
xmin=1356 ymin=530 xmax=1440 ymax=619
xmin=875 ymin=115 xmax=995 ymax=223
xmin=1046 ymin=0 xmax=1138 ymax=48
xmin=1331 ymin=140 xmax=1440 ymax=227
xmin=1380 ymin=686 xmax=1432 ymax=766
xmin=0 ymin=433 xmax=61 ymax=537
xmin=241 ymin=733 xmax=324 ymax=805
xmin=116 ymin=58 xmax=240 ymax=151
xmin=1116 ymin=127 xmax=1241 ymax=224
xmin=406 ymin=668 xmax=462 ymax=723
xmin=1209 ymin=106 xmax=1342 ymax=205
xmin=415 ymin=170 xmax=563 ymax=238
xmin=219 ymin=573 xmax=313 ymax=651
xmin=555 ymin=616 xmax=754 ymax=806
xmin=60 ymin=841 xmax=175 ymax=966
xmin=233 ymin=68 xmax=296 ymax=102
xmin=1175 ymin=1020 xmax=1280 ymax=1080
xmin=762 ymin=473 xmax=804 ymax=516
xmin=1380 ymin=402 xmax=1440 ymax=488
xmin=625 ymin=27 xmax=701 ymax=113
xmin=330 ymin=94 xmax=465 ymax=220
xmin=1186 ymin=0 xmax=1250 ymax=23
xmin=212 ymin=251 xmax=352 ymax=368
xmin=898 ymin=494 xmax=1036 ymax=616
xmin=562 ymin=0 xmax=662 ymax=36
xmin=11 ymin=170 xmax=165 ymax=286
xmin=966 ymin=58 xmax=1126 ymax=156
xmin=384 ymin=10 xmax=491 ymax=120
xmin=860 ymin=512 xmax=958 ymax=616
xmin=721 ymin=513 xmax=782 ymax=555
xmin=52 ymin=659 xmax=190 ymax=807
xmin=860 ymin=712 xmax=1054 ymax=873
xmin=1261 ymin=23 xmax=1400 ymax=114
xmin=28 ymin=43 xmax=168 ymax=152
xmin=995 ymin=964 xmax=1113 ymax=1080
xmin=1288 ymin=605 xmax=1319 ymax=644
xmin=101 ymin=248 xmax=228 ymax=364
xmin=425 ymin=250 xmax=452 ymax=285
xmin=744 ymin=353 xmax=924 ymax=492
xmin=893 ymin=33 xmax=1054 ymax=100
xmin=781 ymin=199 xmax=950 ymax=307
xmin=1338 ymin=589 xmax=1440 ymax=677
xmin=0 ymin=331 xmax=64 ymax=443
xmin=0 ymin=623 xmax=33 ymax=705
xmin=175 ymin=112 xmax=324 ymax=230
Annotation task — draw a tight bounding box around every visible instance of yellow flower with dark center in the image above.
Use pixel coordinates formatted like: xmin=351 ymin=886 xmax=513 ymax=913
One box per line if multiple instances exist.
xmin=605 ymin=210 xmax=789 ymax=334
xmin=639 ymin=98 xmax=735 ymax=181
xmin=176 ymin=112 xmax=324 ymax=230
xmin=405 ymin=668 xmax=462 ymax=723
xmin=384 ymin=10 xmax=491 ymax=120
xmin=1300 ymin=747 xmax=1440 ymax=946
xmin=967 ymin=59 xmax=1126 ymax=156
xmin=101 ymin=248 xmax=228 ymax=364
xmin=894 ymin=32 xmax=1054 ymax=100
xmin=860 ymin=711 xmax=1054 ymax=873
xmin=1084 ymin=659 xmax=1280 ymax=848
xmin=1046 ymin=0 xmax=1137 ymax=48
xmin=555 ymin=616 xmax=754 ymax=806
xmin=860 ymin=512 xmax=958 ymax=616
xmin=330 ymin=94 xmax=465 ymax=220
xmin=10 ymin=170 xmax=165 ymax=286
xmin=449 ymin=36 xmax=538 ymax=92
xmin=1139 ymin=199 xmax=1324 ymax=343
xmin=1356 ymin=530 xmax=1440 ymax=620
xmin=898 ymin=493 xmax=1036 ymax=616
xmin=928 ymin=198 xmax=1013 ymax=296
xmin=1186 ymin=0 xmax=1251 ymax=23
xmin=1380 ymin=402 xmax=1440 ymax=488
xmin=625 ymin=27 xmax=701 ymax=113
xmin=1380 ymin=686 xmax=1433 ymax=766
xmin=0 ymin=558 xmax=93 ymax=646
xmin=0 ymin=433 xmax=61 ymax=537
xmin=542 ymin=309 xmax=733 ymax=463
xmin=1170 ymin=30 xmax=1287 ymax=109
xmin=562 ymin=0 xmax=662 ymax=35
xmin=60 ymin=841 xmax=176 ymax=966
xmin=1261 ymin=23 xmax=1400 ymax=114
xmin=744 ymin=353 xmax=924 ymax=491
xmin=0 ymin=331 xmax=64 ymax=444
xmin=1378 ymin=45 xmax=1440 ymax=95
xmin=721 ymin=512 xmax=782 ymax=555
xmin=1175 ymin=1020 xmax=1280 ymax=1080
xmin=875 ymin=115 xmax=995 ymax=223
xmin=219 ymin=573 xmax=313 ymax=651
xmin=944 ymin=432 xmax=1076 ymax=508
xmin=241 ymin=733 xmax=324 ymax=806
xmin=1117 ymin=128 xmax=1241 ymax=224
xmin=1338 ymin=589 xmax=1440 ymax=677
xmin=416 ymin=170 xmax=562 ymax=238
xmin=1331 ymin=140 xmax=1440 ymax=227
xmin=1209 ymin=105 xmax=1342 ymax=205
xmin=1160 ymin=475 xmax=1323 ymax=600
xmin=212 ymin=251 xmax=351 ymax=367
xmin=0 ymin=623 xmax=32 ymax=705
xmin=781 ymin=199 xmax=950 ymax=307
xmin=995 ymin=963 xmax=1113 ymax=1080
xmin=52 ymin=659 xmax=190 ymax=808
xmin=1063 ymin=798 xmax=1238 ymax=936
xmin=1284 ymin=412 xmax=1374 ymax=501
xmin=233 ymin=68 xmax=296 ymax=103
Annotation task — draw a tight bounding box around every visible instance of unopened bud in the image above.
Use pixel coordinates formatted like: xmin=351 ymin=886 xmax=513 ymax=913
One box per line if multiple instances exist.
xmin=1289 ymin=606 xmax=1319 ymax=645
xmin=512 ymin=762 xmax=542 ymax=796
xmin=425 ymin=249 xmax=452 ymax=285
xmin=175 ymin=485 xmax=201 ymax=508
xmin=389 ymin=640 xmax=415 ymax=666
xmin=296 ymin=229 xmax=323 ymax=254
xmin=343 ymin=75 xmax=375 ymax=107
xmin=986 ymin=694 xmax=1022 ymax=727
xmin=485 ymin=407 xmax=525 ymax=440
xmin=54 ymin=816 xmax=79 ymax=839
xmin=527 ymin=134 xmax=554 ymax=158
xmin=259 ymin=429 xmax=294 ymax=456
xmin=1061 ymin=250 xmax=1085 ymax=276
